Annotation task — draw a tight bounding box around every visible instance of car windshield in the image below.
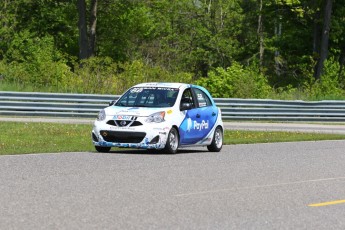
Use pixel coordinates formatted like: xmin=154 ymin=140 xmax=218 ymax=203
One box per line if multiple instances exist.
xmin=115 ymin=87 xmax=179 ymax=108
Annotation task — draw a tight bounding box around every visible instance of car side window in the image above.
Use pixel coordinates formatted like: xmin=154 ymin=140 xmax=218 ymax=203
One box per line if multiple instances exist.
xmin=180 ymin=89 xmax=195 ymax=110
xmin=194 ymin=88 xmax=212 ymax=108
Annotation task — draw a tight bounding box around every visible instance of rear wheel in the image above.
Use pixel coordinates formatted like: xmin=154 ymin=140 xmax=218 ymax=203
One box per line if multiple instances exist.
xmin=207 ymin=126 xmax=223 ymax=152
xmin=164 ymin=127 xmax=179 ymax=154
xmin=95 ymin=146 xmax=111 ymax=153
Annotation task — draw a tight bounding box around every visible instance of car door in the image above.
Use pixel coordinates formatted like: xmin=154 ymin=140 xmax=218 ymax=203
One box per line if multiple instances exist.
xmin=179 ymin=88 xmax=199 ymax=144
xmin=179 ymin=87 xmax=217 ymax=145
xmin=190 ymin=87 xmax=218 ymax=142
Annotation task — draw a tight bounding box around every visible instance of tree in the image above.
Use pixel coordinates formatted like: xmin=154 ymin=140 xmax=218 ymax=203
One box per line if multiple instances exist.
xmin=132 ymin=0 xmax=245 ymax=77
xmin=77 ymin=0 xmax=98 ymax=60
xmin=77 ymin=0 xmax=89 ymax=60
xmin=0 ymin=0 xmax=17 ymax=59
xmin=331 ymin=1 xmax=345 ymax=81
xmin=314 ymin=0 xmax=333 ymax=80
xmin=257 ymin=0 xmax=264 ymax=71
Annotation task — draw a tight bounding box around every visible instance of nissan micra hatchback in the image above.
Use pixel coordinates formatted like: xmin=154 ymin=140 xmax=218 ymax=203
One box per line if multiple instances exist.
xmin=92 ymin=82 xmax=223 ymax=154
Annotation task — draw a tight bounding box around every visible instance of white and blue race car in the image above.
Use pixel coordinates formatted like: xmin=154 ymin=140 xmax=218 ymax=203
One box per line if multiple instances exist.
xmin=92 ymin=82 xmax=223 ymax=154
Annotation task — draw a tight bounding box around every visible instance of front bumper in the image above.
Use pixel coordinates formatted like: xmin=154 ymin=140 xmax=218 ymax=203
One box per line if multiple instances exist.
xmin=92 ymin=120 xmax=171 ymax=150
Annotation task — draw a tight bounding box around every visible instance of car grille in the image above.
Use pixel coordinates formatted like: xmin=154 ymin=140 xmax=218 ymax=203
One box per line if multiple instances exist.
xmin=100 ymin=131 xmax=146 ymax=143
xmin=106 ymin=120 xmax=143 ymax=127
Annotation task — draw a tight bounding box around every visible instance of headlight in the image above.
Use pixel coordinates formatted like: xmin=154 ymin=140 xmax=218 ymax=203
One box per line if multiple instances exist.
xmin=97 ymin=109 xmax=106 ymax=121
xmin=145 ymin=111 xmax=165 ymax=123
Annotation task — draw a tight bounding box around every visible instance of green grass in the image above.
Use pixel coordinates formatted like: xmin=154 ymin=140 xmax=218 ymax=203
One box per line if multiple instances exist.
xmin=1 ymin=122 xmax=345 ymax=155
xmin=0 ymin=122 xmax=94 ymax=155
xmin=224 ymin=130 xmax=345 ymax=144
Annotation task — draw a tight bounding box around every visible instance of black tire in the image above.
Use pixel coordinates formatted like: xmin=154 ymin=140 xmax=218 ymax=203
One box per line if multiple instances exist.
xmin=95 ymin=146 xmax=111 ymax=153
xmin=164 ymin=127 xmax=179 ymax=154
xmin=207 ymin=126 xmax=223 ymax=152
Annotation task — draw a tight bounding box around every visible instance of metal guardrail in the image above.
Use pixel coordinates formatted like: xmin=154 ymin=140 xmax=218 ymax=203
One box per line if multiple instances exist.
xmin=1 ymin=91 xmax=345 ymax=122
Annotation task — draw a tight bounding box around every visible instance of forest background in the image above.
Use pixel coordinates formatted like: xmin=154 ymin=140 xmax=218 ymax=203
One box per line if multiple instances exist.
xmin=0 ymin=0 xmax=344 ymax=100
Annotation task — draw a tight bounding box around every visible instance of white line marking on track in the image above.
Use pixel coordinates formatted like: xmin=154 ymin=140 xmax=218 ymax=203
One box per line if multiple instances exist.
xmin=174 ymin=176 xmax=345 ymax=197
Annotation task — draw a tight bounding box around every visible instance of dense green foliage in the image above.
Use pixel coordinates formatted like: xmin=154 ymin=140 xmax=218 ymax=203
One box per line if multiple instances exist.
xmin=195 ymin=62 xmax=272 ymax=98
xmin=1 ymin=0 xmax=345 ymax=99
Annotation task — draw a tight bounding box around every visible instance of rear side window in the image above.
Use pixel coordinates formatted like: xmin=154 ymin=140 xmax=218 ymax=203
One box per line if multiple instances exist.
xmin=194 ymin=88 xmax=212 ymax=107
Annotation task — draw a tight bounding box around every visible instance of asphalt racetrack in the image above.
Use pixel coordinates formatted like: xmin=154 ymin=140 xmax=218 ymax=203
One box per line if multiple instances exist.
xmin=1 ymin=140 xmax=345 ymax=229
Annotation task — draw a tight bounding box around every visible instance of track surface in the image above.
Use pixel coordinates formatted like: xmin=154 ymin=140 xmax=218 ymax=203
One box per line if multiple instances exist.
xmin=1 ymin=141 xmax=345 ymax=229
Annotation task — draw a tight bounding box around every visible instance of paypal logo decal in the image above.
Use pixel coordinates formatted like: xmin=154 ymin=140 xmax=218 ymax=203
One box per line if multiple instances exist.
xmin=186 ymin=119 xmax=209 ymax=132
xmin=194 ymin=120 xmax=209 ymax=131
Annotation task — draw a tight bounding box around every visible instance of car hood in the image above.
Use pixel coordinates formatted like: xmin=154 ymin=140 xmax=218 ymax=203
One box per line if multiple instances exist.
xmin=105 ymin=106 xmax=170 ymax=117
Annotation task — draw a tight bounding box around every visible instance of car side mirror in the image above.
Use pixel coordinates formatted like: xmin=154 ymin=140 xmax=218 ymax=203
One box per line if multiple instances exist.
xmin=180 ymin=102 xmax=192 ymax=111
xmin=109 ymin=100 xmax=117 ymax=106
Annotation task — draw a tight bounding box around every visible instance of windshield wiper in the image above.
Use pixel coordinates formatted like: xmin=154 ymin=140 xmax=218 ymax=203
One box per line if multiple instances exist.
xmin=115 ymin=102 xmax=127 ymax=106
xmin=133 ymin=104 xmax=152 ymax=107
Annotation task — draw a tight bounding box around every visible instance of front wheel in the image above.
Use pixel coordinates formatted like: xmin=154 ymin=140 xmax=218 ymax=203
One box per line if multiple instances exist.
xmin=95 ymin=146 xmax=111 ymax=153
xmin=207 ymin=126 xmax=223 ymax=152
xmin=164 ymin=127 xmax=179 ymax=154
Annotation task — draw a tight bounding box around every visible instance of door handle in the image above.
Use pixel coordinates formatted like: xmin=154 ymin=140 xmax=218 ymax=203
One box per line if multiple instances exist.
xmin=212 ymin=112 xmax=216 ymax=116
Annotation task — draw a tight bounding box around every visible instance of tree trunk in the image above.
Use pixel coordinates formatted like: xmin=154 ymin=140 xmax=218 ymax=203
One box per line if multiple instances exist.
xmin=77 ymin=0 xmax=89 ymax=60
xmin=314 ymin=0 xmax=333 ymax=81
xmin=89 ymin=0 xmax=98 ymax=57
xmin=274 ymin=11 xmax=282 ymax=76
xmin=257 ymin=0 xmax=264 ymax=72
xmin=312 ymin=11 xmax=321 ymax=55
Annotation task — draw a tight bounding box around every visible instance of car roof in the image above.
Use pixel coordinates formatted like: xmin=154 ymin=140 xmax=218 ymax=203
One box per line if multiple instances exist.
xmin=128 ymin=82 xmax=215 ymax=104
xmin=133 ymin=82 xmax=188 ymax=89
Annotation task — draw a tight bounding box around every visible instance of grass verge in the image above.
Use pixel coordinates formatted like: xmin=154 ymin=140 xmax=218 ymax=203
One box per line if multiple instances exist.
xmin=1 ymin=122 xmax=345 ymax=155
xmin=224 ymin=130 xmax=345 ymax=144
xmin=0 ymin=122 xmax=94 ymax=155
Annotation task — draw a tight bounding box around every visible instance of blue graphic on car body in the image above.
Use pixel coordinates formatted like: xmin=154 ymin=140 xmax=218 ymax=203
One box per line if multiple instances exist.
xmin=179 ymin=106 xmax=218 ymax=145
